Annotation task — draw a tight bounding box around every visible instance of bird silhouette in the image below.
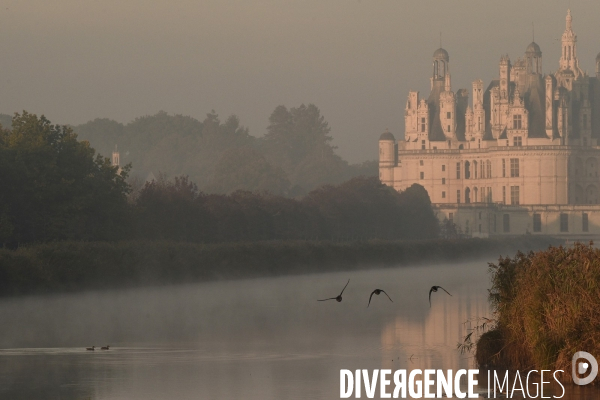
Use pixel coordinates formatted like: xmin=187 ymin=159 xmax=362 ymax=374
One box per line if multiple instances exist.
xmin=101 ymin=345 xmax=110 ymax=350
xmin=368 ymin=289 xmax=393 ymax=307
xmin=86 ymin=346 xmax=95 ymax=351
xmin=429 ymin=286 xmax=452 ymax=307
xmin=318 ymin=279 xmax=350 ymax=302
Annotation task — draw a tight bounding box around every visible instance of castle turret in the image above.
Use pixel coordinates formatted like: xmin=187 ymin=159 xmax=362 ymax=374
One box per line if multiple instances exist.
xmin=431 ymin=48 xmax=449 ymax=90
xmin=439 ymin=73 xmax=456 ymax=139
xmin=559 ymin=9 xmax=583 ymax=78
xmin=472 ymin=79 xmax=485 ymax=138
xmin=525 ymin=42 xmax=542 ymax=75
xmin=404 ymin=91 xmax=419 ymax=142
xmin=379 ymin=130 xmax=396 ymax=186
xmin=112 ymin=145 xmax=120 ymax=168
xmin=545 ymin=75 xmax=555 ymax=138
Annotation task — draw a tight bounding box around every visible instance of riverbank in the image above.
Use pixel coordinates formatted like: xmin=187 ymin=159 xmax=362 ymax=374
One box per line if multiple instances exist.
xmin=475 ymin=242 xmax=600 ymax=384
xmin=0 ymin=236 xmax=563 ymax=296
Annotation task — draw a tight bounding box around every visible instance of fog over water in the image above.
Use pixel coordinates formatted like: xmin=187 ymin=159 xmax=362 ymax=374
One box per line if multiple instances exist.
xmin=2 ymin=259 xmax=598 ymax=399
xmin=0 ymin=1 xmax=598 ymax=162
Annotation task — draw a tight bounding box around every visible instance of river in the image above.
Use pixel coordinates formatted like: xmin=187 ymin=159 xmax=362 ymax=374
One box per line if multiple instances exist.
xmin=0 ymin=259 xmax=597 ymax=399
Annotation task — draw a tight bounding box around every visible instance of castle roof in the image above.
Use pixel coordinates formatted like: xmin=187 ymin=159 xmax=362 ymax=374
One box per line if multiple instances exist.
xmin=379 ymin=130 xmax=395 ymax=141
xmin=433 ymin=48 xmax=449 ymax=61
xmin=526 ymin=41 xmax=542 ymax=55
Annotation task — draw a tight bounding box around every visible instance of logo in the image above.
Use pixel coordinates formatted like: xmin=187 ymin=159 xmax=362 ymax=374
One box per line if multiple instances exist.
xmin=572 ymin=351 xmax=598 ymax=385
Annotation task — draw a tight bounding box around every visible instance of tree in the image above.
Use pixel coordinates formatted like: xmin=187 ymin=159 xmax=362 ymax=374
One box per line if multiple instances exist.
xmin=206 ymin=147 xmax=290 ymax=196
xmin=0 ymin=112 xmax=131 ymax=245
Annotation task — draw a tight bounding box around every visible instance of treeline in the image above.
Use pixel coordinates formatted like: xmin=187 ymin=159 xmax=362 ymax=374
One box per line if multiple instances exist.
xmin=0 ymin=237 xmax=562 ymax=296
xmin=134 ymin=175 xmax=439 ymax=242
xmin=73 ymin=104 xmax=377 ymax=196
xmin=0 ymin=112 xmax=436 ymax=247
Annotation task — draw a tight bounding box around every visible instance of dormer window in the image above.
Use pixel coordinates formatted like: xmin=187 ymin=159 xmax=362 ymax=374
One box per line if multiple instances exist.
xmin=513 ymin=114 xmax=522 ymax=129
xmin=513 ymin=136 xmax=522 ymax=146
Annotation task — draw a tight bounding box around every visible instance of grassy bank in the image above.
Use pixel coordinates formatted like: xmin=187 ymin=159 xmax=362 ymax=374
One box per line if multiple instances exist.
xmin=0 ymin=236 xmax=562 ymax=297
xmin=476 ymin=242 xmax=600 ymax=383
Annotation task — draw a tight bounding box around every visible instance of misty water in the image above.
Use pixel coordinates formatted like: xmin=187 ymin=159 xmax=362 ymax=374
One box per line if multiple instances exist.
xmin=0 ymin=259 xmax=597 ymax=399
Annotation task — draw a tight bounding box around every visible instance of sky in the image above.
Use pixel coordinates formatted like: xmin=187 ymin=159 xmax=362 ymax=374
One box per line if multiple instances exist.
xmin=0 ymin=0 xmax=598 ymax=163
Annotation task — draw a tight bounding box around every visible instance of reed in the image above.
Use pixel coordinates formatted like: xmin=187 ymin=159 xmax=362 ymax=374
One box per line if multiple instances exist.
xmin=477 ymin=242 xmax=600 ymax=383
xmin=0 ymin=236 xmax=560 ymax=297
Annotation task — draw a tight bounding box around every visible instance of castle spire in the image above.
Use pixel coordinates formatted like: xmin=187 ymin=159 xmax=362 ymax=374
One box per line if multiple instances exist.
xmin=559 ymin=9 xmax=582 ymax=78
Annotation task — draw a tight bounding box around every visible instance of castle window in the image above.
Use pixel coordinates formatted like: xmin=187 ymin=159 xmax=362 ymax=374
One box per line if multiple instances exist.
xmin=442 ymin=178 xmax=446 ymax=185
xmin=449 ymin=212 xmax=453 ymax=222
xmin=560 ymin=213 xmax=569 ymax=232
xmin=421 ymin=140 xmax=426 ymax=150
xmin=533 ymin=214 xmax=542 ymax=232
xmin=502 ymin=159 xmax=506 ymax=177
xmin=488 ymin=187 xmax=492 ymax=203
xmin=465 ymin=161 xmax=471 ymax=179
xmin=510 ymin=158 xmax=519 ymax=178
xmin=502 ymin=186 xmax=506 ymax=204
xmin=421 ymin=118 xmax=426 ymax=132
xmin=448 ymin=125 xmax=451 ymax=132
xmin=420 ymin=160 xmax=424 ymax=166
xmin=513 ymin=114 xmax=522 ymax=130
xmin=447 ymin=112 xmax=451 ymax=119
xmin=442 ymin=165 xmax=446 ymax=171
xmin=442 ymin=191 xmax=446 ymax=199
xmin=503 ymin=214 xmax=510 ymax=233
xmin=513 ymin=136 xmax=522 ymax=146
xmin=486 ymin=160 xmax=492 ymax=178
xmin=510 ymin=186 xmax=520 ymax=205
xmin=478 ymin=117 xmax=482 ymax=131
xmin=420 ymin=172 xmax=424 ymax=180
xmin=583 ymin=213 xmax=589 ymax=232
xmin=457 ymin=190 xmax=461 ymax=204
xmin=456 ymin=162 xmax=461 ymax=179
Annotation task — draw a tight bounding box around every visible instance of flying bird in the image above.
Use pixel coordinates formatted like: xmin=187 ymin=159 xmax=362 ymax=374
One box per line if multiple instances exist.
xmin=86 ymin=346 xmax=95 ymax=351
xmin=368 ymin=289 xmax=393 ymax=307
xmin=429 ymin=286 xmax=452 ymax=307
xmin=318 ymin=279 xmax=350 ymax=302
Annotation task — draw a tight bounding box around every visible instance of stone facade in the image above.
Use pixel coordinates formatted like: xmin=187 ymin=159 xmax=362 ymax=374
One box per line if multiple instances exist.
xmin=379 ymin=10 xmax=600 ymax=238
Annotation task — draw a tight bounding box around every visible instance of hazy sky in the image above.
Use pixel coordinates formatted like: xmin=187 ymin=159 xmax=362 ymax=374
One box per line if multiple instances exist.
xmin=0 ymin=0 xmax=598 ymax=162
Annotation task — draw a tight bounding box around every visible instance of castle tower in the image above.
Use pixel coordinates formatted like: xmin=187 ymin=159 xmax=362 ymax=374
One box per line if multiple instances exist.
xmin=559 ymin=9 xmax=583 ymax=78
xmin=431 ymin=48 xmax=449 ymax=90
xmin=499 ymin=55 xmax=511 ymax=100
xmin=378 ymin=130 xmax=396 ymax=186
xmin=439 ymin=73 xmax=456 ymax=139
xmin=112 ymin=145 xmax=120 ymax=168
xmin=545 ymin=75 xmax=555 ymax=138
xmin=417 ymin=99 xmax=429 ymax=136
xmin=525 ymin=42 xmax=542 ymax=75
xmin=404 ymin=91 xmax=419 ymax=142
xmin=472 ymin=79 xmax=485 ymax=137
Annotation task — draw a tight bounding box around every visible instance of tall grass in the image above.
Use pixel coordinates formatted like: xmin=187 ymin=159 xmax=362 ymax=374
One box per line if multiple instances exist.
xmin=477 ymin=242 xmax=600 ymax=383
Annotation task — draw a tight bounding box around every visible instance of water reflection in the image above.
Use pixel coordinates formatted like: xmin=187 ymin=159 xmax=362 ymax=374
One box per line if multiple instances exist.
xmin=0 ymin=259 xmax=596 ymax=399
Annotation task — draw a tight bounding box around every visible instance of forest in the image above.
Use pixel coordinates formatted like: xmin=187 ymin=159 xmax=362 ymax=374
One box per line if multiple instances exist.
xmin=70 ymin=104 xmax=377 ymax=196
xmin=0 ymin=111 xmax=438 ymax=247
